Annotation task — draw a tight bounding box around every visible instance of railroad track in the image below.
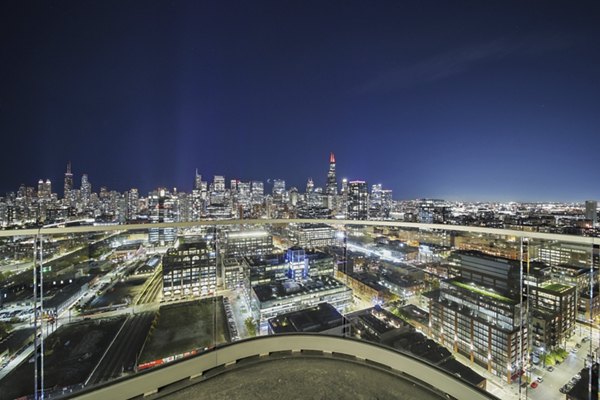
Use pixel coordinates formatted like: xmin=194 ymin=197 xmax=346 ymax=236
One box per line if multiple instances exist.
xmin=136 ymin=267 xmax=163 ymax=305
xmin=87 ymin=312 xmax=155 ymax=385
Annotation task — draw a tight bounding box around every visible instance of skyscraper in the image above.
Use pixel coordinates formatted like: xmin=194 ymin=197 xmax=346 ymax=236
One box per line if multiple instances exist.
xmin=63 ymin=161 xmax=73 ymax=200
xmin=213 ymin=175 xmax=226 ymax=192
xmin=348 ymin=180 xmax=368 ymax=220
xmin=585 ymin=200 xmax=597 ymax=226
xmin=81 ymin=174 xmax=91 ymax=205
xmin=273 ymin=179 xmax=285 ymax=196
xmin=326 ymin=152 xmax=337 ymax=196
xmin=37 ymin=179 xmax=48 ymax=199
xmin=194 ymin=169 xmax=202 ymax=190
xmin=306 ymin=178 xmax=314 ymax=193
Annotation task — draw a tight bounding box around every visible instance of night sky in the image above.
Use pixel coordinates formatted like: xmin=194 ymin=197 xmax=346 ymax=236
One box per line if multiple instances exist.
xmin=1 ymin=1 xmax=599 ymax=201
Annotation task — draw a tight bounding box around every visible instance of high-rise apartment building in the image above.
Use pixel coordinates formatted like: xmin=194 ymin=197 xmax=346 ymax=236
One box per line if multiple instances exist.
xmin=81 ymin=174 xmax=91 ymax=205
xmin=348 ymin=180 xmax=368 ymax=220
xmin=127 ymin=188 xmax=139 ymax=220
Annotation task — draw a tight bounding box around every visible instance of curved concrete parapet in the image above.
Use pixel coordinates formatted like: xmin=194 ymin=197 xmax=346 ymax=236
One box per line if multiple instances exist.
xmin=74 ymin=334 xmax=498 ymax=400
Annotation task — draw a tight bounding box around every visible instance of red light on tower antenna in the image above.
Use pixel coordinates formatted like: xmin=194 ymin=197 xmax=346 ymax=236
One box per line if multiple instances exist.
xmin=330 ymin=152 xmax=335 ymax=163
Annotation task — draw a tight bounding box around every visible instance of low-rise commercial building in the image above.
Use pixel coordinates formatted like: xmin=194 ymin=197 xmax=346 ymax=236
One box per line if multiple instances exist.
xmin=251 ymin=275 xmax=352 ymax=327
xmin=267 ymin=302 xmax=348 ymax=335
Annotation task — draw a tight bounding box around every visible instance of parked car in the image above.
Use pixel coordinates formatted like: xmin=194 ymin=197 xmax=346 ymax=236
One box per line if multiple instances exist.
xmin=536 ymin=376 xmax=543 ymax=383
xmin=530 ymin=381 xmax=538 ymax=389
xmin=547 ymin=366 xmax=555 ymax=372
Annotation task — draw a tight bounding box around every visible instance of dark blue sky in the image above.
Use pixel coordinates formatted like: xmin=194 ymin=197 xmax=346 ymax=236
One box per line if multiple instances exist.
xmin=1 ymin=1 xmax=599 ymax=201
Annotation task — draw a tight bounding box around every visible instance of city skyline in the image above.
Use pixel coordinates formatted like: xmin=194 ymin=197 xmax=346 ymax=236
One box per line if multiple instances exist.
xmin=1 ymin=156 xmax=597 ymax=205
xmin=1 ymin=2 xmax=600 ymax=202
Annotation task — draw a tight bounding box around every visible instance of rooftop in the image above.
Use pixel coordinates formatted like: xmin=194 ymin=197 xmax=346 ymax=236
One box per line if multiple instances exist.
xmin=540 ymin=282 xmax=573 ymax=293
xmin=253 ymin=276 xmax=346 ymax=303
xmin=448 ymin=279 xmax=515 ymax=304
xmin=268 ymin=302 xmax=345 ymax=333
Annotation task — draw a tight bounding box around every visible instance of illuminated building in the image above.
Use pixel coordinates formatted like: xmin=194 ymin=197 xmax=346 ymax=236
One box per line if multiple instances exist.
xmin=585 ymin=200 xmax=597 ymax=226
xmin=251 ymin=275 xmax=352 ymax=329
xmin=348 ymin=180 xmax=368 ymax=220
xmin=428 ymin=278 xmax=528 ymax=383
xmin=148 ymin=189 xmax=176 ymax=245
xmin=126 ymin=188 xmax=139 ymax=220
xmin=223 ymin=230 xmax=273 ymax=257
xmin=529 ymin=282 xmax=576 ymax=349
xmin=326 ymin=152 xmax=337 ymax=196
xmin=163 ymin=239 xmax=217 ymax=297
xmin=63 ymin=161 xmax=73 ymax=201
xmin=289 ymin=223 xmax=337 ymax=248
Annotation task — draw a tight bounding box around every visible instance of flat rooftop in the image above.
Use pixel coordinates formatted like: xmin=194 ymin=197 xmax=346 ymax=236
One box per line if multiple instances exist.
xmin=268 ymin=302 xmax=344 ymax=333
xmin=539 ymin=282 xmax=572 ymax=293
xmin=447 ymin=279 xmax=515 ymax=304
xmin=253 ymin=276 xmax=346 ymax=303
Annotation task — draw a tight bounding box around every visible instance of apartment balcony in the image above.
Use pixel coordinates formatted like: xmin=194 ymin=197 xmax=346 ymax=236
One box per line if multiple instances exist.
xmin=0 ymin=219 xmax=598 ymax=400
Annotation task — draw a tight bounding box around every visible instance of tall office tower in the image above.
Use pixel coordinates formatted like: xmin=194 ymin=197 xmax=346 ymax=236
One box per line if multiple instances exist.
xmin=348 ymin=181 xmax=368 ymax=220
xmin=326 ymin=152 xmax=337 ymax=196
xmin=191 ymin=188 xmax=203 ymax=221
xmin=230 ymin=179 xmax=238 ymax=193
xmin=370 ymin=184 xmax=383 ymax=207
xmin=44 ymin=179 xmax=51 ymax=198
xmin=306 ymin=178 xmax=314 ymax=193
xmin=213 ymin=175 xmax=226 ymax=192
xmin=176 ymin=192 xmax=192 ymax=222
xmin=194 ymin=169 xmax=202 ymax=190
xmin=289 ymin=187 xmax=299 ymax=206
xmin=381 ymin=189 xmax=393 ymax=210
xmin=127 ymin=188 xmax=139 ymax=220
xmin=251 ymin=181 xmax=264 ymax=205
xmin=37 ymin=180 xmax=45 ymax=198
xmin=63 ymin=161 xmax=73 ymax=200
xmin=273 ymin=179 xmax=285 ymax=196
xmin=237 ymin=181 xmax=251 ymax=205
xmin=149 ymin=188 xmax=176 ymax=245
xmin=585 ymin=200 xmax=597 ymax=226
xmin=340 ymin=178 xmax=348 ymax=196
xmin=81 ymin=174 xmax=91 ymax=205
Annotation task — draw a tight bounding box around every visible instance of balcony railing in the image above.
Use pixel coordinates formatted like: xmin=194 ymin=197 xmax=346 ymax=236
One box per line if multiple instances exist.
xmin=0 ymin=220 xmax=597 ymax=400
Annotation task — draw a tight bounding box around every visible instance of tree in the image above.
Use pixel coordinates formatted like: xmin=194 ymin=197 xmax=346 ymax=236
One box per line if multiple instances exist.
xmin=244 ymin=317 xmax=257 ymax=337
